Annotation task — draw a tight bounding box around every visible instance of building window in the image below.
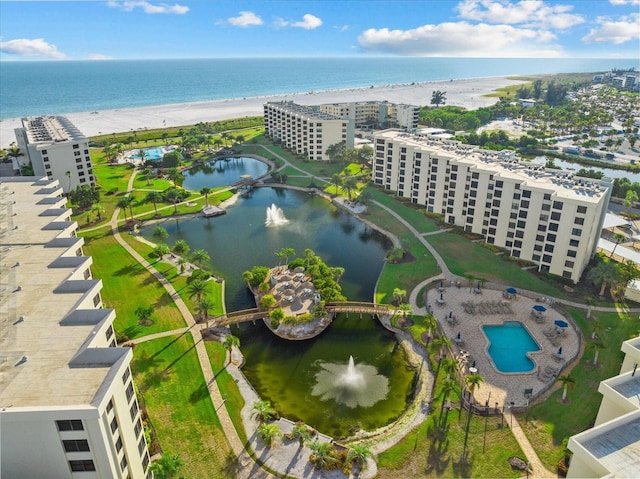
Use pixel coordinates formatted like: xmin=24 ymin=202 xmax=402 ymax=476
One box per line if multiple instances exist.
xmin=138 ymin=437 xmax=147 ymax=456
xmin=120 ymin=455 xmax=128 ymax=472
xmin=574 ymin=217 xmax=584 ymax=225
xmin=553 ymin=201 xmax=564 ymax=210
xmin=569 ymin=239 xmax=579 ymax=247
xmin=63 ymin=439 xmax=90 ymax=452
xmin=56 ymin=420 xmax=84 ymax=431
xmin=73 ymin=144 xmax=79 ymax=149
xmin=107 ymin=399 xmax=114 ymax=413
xmin=542 ymin=254 xmax=552 ymax=263
xmin=123 ymin=368 xmax=131 ymax=384
xmin=135 ymin=418 xmax=143 ymax=438
xmin=126 ymin=382 xmax=135 ymax=403
xmin=567 ymin=250 xmax=577 ymax=258
xmin=142 ymin=453 xmax=150 ymax=471
xmin=517 ymin=220 xmax=526 ymax=228
xmin=93 ymin=294 xmax=101 ymax=307
xmin=547 ymin=234 xmax=556 ymax=242
xmin=522 ymin=190 xmax=531 ymax=198
xmin=69 ymin=460 xmax=95 ymax=472
xmin=548 ymin=222 xmax=558 ymax=231
xmin=562 ymin=271 xmax=572 ymax=279
xmin=565 ymin=260 xmax=575 ymax=268
xmin=116 ymin=436 xmax=123 ymax=452
xmin=130 ymin=401 xmax=139 ymax=421
xmin=571 ymin=228 xmax=582 ymax=236
xmin=551 ymin=212 xmax=561 ymax=221
xmin=543 ymin=193 xmax=551 ymax=200
xmin=105 ymin=325 xmax=114 ymax=341
xmin=577 ymin=205 xmax=587 ymax=213
xmin=544 ymin=244 xmax=554 ymax=253
xmin=111 ymin=417 xmax=119 ymax=433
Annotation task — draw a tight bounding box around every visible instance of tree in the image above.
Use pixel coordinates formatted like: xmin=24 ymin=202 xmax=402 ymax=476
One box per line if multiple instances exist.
xmin=557 ymin=374 xmax=575 ymax=402
xmin=149 ymin=453 xmax=185 ymax=479
xmin=190 ymin=249 xmax=210 ymax=270
xmin=135 ymin=305 xmax=154 ymax=325
xmin=346 ymin=443 xmax=372 ymax=470
xmin=69 ymin=185 xmax=100 ymax=209
xmin=251 ymin=400 xmax=277 ymax=423
xmin=196 ymin=297 xmax=215 ymax=331
xmin=392 ymin=287 xmax=407 ymax=305
xmin=152 ymin=225 xmax=169 ymax=244
xmin=166 ymin=167 xmax=182 ymax=185
xmin=431 ymin=90 xmax=447 ymax=107
xmin=145 ymin=191 xmax=163 ymax=217
xmin=153 ymin=243 xmax=170 ymax=259
xmin=258 ymin=423 xmax=282 ymax=447
xmin=172 ymin=239 xmax=190 ymax=256
xmin=200 ymin=186 xmax=212 ymax=206
xmin=91 ymin=204 xmax=105 ymax=221
xmin=290 ymin=422 xmax=312 ymax=447
xmin=588 ymin=261 xmax=621 ymax=297
xmin=187 ymin=279 xmax=210 ymax=303
xmin=463 ymin=374 xmax=485 ymax=456
xmin=342 ymin=176 xmax=358 ymax=201
xmin=325 ymin=142 xmax=346 ymax=163
xmin=437 ymin=378 xmax=459 ymax=430
xmin=330 ymin=173 xmax=342 ymax=195
xmin=177 ymin=257 xmax=188 ymax=274
xmin=222 ymin=334 xmax=240 ymax=364
xmin=7 ymin=144 xmax=24 ymax=165
xmin=117 ymin=196 xmax=135 ymax=222
xmin=440 ymin=357 xmax=458 ymax=380
xmin=276 ymin=247 xmax=295 ymax=265
xmin=432 ymin=335 xmax=452 ymax=359
xmin=610 ymin=233 xmax=627 ymax=259
xmin=308 ymin=440 xmax=338 ymax=470
xmin=590 ymin=340 xmax=605 ymax=366
xmin=259 ymin=294 xmax=277 ymax=309
xmin=624 ymin=189 xmax=639 ymax=216
xmin=164 ymin=188 xmax=181 ymax=214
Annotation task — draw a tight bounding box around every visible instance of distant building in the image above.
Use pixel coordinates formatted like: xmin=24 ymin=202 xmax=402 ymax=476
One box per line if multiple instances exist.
xmin=263 ymin=101 xmax=354 ymax=161
xmin=518 ymin=99 xmax=537 ymax=108
xmin=372 ymin=129 xmax=612 ymax=283
xmin=319 ymin=101 xmax=419 ymax=130
xmin=0 ymin=178 xmax=151 ymax=478
xmin=567 ymin=336 xmax=640 ymax=477
xmin=13 ymin=116 xmax=95 ymax=194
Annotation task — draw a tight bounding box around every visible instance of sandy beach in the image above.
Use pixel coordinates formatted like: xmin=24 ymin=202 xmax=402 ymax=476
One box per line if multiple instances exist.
xmin=0 ymin=76 xmax=526 ymax=148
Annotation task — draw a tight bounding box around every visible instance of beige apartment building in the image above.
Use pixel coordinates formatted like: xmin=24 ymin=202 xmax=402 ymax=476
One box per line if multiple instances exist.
xmin=318 ymin=101 xmax=420 ymax=130
xmin=14 ymin=116 xmax=96 ymax=194
xmin=372 ymin=130 xmax=612 ymax=283
xmin=0 ymin=178 xmax=151 ymax=479
xmin=263 ymin=101 xmax=354 ymax=161
xmin=567 ymin=336 xmax=640 ymax=477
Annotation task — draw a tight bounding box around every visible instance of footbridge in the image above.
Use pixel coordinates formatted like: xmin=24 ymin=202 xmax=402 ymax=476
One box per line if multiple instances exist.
xmin=210 ymin=302 xmax=400 ymax=327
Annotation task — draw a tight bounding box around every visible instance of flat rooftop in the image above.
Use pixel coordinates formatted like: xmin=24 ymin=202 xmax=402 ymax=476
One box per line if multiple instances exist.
xmin=375 ymin=130 xmax=611 ymax=204
xmin=0 ymin=178 xmax=117 ymax=409
xmin=21 ymin=115 xmax=85 ymax=144
xmin=581 ymin=418 xmax=640 ymax=477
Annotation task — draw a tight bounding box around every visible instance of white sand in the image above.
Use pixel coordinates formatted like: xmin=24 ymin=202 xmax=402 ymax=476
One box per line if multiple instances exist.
xmin=0 ymin=76 xmax=526 ymax=148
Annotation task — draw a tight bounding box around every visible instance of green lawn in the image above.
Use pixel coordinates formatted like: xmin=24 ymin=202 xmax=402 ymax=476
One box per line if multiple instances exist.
xmin=133 ymin=335 xmax=234 ymax=479
xmin=520 ymin=307 xmax=636 ymax=471
xmin=366 ymin=187 xmax=440 ymax=234
xmin=81 ymin=228 xmax=187 ymax=339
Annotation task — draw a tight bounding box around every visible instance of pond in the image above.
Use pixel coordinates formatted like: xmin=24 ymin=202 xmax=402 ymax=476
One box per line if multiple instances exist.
xmin=182 ymin=156 xmax=269 ymax=191
xmin=141 ymin=187 xmax=416 ymax=438
xmin=528 ymin=156 xmax=640 ymax=181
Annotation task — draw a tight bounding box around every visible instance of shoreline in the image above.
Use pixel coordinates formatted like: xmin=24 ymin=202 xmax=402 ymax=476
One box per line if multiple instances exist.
xmin=0 ymin=75 xmax=527 ymax=148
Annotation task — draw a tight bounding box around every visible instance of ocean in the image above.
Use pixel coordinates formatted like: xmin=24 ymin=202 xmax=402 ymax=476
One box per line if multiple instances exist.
xmin=1 ymin=57 xmax=637 ymax=119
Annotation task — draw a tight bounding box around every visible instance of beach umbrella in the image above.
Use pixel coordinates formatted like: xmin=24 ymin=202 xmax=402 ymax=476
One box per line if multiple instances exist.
xmin=449 ymin=311 xmax=453 ymax=318
xmin=472 ymin=360 xmax=476 ymax=368
xmin=506 ymin=287 xmax=517 ymax=294
xmin=554 ymin=319 xmax=569 ymax=328
xmin=532 ymin=304 xmax=547 ymax=312
xmin=456 ymin=332 xmax=461 ymax=340
xmin=557 ymin=347 xmax=563 ymax=356
xmin=440 ymin=293 xmax=444 ymax=301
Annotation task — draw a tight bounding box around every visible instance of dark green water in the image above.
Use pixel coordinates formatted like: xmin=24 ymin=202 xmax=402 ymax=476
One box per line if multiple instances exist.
xmin=142 ymin=187 xmax=415 ymax=438
xmin=182 ymin=156 xmax=269 ymax=191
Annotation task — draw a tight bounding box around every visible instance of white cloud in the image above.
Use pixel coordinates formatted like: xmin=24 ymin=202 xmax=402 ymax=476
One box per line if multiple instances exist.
xmin=0 ymin=38 xmax=67 ymax=59
xmin=456 ymin=0 xmax=584 ymax=29
xmin=291 ymin=14 xmax=322 ymax=30
xmin=335 ymin=25 xmax=350 ymax=32
xmin=609 ymin=0 xmax=640 ymax=5
xmin=582 ymin=14 xmax=640 ymax=44
xmin=227 ymin=11 xmax=263 ymax=27
xmin=87 ymin=53 xmax=112 ymax=60
xmin=273 ymin=14 xmax=322 ymax=30
xmin=107 ymin=1 xmax=189 ymax=15
xmin=358 ymin=22 xmax=564 ymax=57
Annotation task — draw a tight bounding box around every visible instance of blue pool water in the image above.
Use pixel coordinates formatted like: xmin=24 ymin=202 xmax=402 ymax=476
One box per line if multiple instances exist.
xmin=131 ymin=147 xmax=165 ymax=161
xmin=482 ymin=321 xmax=540 ymax=373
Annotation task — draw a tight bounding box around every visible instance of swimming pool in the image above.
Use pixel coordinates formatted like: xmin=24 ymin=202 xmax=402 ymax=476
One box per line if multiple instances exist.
xmin=130 ymin=147 xmax=165 ymax=161
xmin=482 ymin=321 xmax=540 ymax=373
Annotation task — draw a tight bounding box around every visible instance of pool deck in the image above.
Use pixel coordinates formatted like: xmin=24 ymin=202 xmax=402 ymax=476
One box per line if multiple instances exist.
xmin=427 ymin=286 xmax=580 ymax=409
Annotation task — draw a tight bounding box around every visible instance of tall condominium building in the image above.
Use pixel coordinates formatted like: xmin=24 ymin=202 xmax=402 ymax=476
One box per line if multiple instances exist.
xmin=567 ymin=336 xmax=640 ymax=477
xmin=0 ymin=178 xmax=151 ymax=479
xmin=14 ymin=116 xmax=96 ymax=194
xmin=318 ymin=101 xmax=420 ymax=130
xmin=263 ymin=101 xmax=354 ymax=161
xmin=372 ymin=130 xmax=612 ymax=283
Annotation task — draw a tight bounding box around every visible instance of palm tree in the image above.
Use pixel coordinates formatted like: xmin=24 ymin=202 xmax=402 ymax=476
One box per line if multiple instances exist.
xmin=590 ymin=340 xmax=605 ymax=366
xmin=308 ymin=440 xmax=338 ymax=470
xmin=290 ymin=422 xmax=312 ymax=447
xmin=172 ymin=239 xmax=190 ymax=256
xmin=624 ymin=190 xmax=639 ymax=217
xmin=91 ymin=204 xmax=105 ymax=221
xmin=242 ymin=270 xmax=254 ymax=287
xmin=587 ymin=261 xmax=621 ymax=297
xmin=330 ymin=173 xmax=342 ymax=195
xmin=222 ymin=335 xmax=240 ymax=364
xmin=149 ymin=453 xmax=184 ymax=479
xmin=166 ymin=167 xmax=182 ymax=186
xmin=342 ymin=176 xmax=358 ymax=201
xmin=117 ymin=196 xmax=134 ymax=222
xmin=196 ymin=297 xmax=215 ymax=331
xmin=462 ymin=374 xmax=485 ymax=456
xmin=141 ymin=166 xmax=153 ymax=186
xmin=7 ymin=144 xmax=24 ymax=164
xmin=187 ymin=279 xmax=210 ymax=303
xmin=433 ymin=335 xmax=452 ymax=359
xmin=437 ymin=378 xmax=459 ymax=430
xmin=431 ymin=90 xmax=447 ymax=107
xmin=346 ymin=443 xmax=373 ymax=470
xmin=251 ymin=400 xmax=276 ymax=423
xmin=557 ymin=374 xmax=576 ymax=402
xmin=200 ymin=186 xmax=212 ymax=206
xmin=137 ymin=148 xmax=147 ymax=165
xmin=610 ymin=233 xmax=627 ymax=259
xmin=177 ymin=257 xmax=188 ymax=274
xmin=392 ymin=287 xmax=407 ymax=305
xmin=145 ymin=191 xmax=163 ymax=217
xmin=164 ymin=188 xmax=181 ymax=215
xmin=153 ymin=243 xmax=170 ymax=259
xmin=190 ymin=249 xmax=210 ymax=270
xmin=440 ymin=357 xmax=458 ymax=380
xmin=65 ymin=170 xmax=72 ymax=193
xmin=152 ymin=225 xmax=169 ymax=244
xmin=134 ymin=305 xmax=154 ymax=325
xmin=258 ymin=423 xmax=282 ymax=447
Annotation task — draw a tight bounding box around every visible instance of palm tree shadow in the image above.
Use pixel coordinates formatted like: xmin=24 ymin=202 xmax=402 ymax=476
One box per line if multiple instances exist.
xmin=220 ymin=451 xmax=239 ymax=478
xmin=114 ymin=263 xmax=145 ymax=277
xmin=425 ymin=424 xmax=451 ymax=476
xmin=452 ymin=453 xmax=474 ymax=478
xmin=189 ymin=382 xmax=210 ymax=404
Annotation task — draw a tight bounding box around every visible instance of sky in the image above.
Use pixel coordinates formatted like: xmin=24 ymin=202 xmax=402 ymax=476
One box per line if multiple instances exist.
xmin=0 ymin=0 xmax=638 ymax=60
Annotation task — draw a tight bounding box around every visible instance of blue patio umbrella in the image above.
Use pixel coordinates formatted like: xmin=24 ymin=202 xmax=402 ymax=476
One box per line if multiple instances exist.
xmin=554 ymin=319 xmax=569 ymax=328
xmin=557 ymin=347 xmax=563 ymax=356
xmin=456 ymin=332 xmax=461 ymax=340
xmin=506 ymin=287 xmax=517 ymax=294
xmin=532 ymin=304 xmax=547 ymax=312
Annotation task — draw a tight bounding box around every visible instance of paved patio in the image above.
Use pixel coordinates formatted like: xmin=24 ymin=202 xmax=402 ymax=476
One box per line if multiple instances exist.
xmin=427 ymin=284 xmax=580 ymax=410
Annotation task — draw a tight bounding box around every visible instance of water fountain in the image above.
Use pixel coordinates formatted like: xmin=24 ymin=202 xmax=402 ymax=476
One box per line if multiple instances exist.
xmin=265 ymin=203 xmax=289 ymax=227
xmin=311 ymin=355 xmax=389 ymax=408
